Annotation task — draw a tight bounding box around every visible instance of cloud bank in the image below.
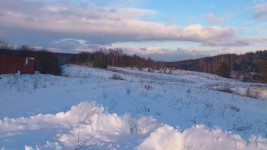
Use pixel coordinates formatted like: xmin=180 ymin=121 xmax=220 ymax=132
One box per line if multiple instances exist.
xmin=0 ymin=0 xmax=235 ymax=45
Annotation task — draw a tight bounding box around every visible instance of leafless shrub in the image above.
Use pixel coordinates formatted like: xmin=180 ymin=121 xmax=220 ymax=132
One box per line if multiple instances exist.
xmin=33 ymin=80 xmax=39 ymax=90
xmin=74 ymin=116 xmax=110 ymax=150
xmin=245 ymin=87 xmax=262 ymax=99
xmin=103 ymin=90 xmax=107 ymax=99
xmin=75 ymin=133 xmax=95 ymax=150
xmin=75 ymin=131 xmax=110 ymax=150
xmin=6 ymin=75 xmax=19 ymax=90
xmin=139 ymin=80 xmax=144 ymax=85
xmin=7 ymin=75 xmax=19 ymax=84
xmin=128 ymin=118 xmax=138 ymax=135
xmin=135 ymin=105 xmax=151 ymax=114
xmin=187 ymin=88 xmax=191 ymax=93
xmin=232 ymin=119 xmax=252 ymax=131
xmin=144 ymin=84 xmax=153 ymax=90
xmin=230 ymin=105 xmax=240 ymax=112
xmin=126 ymin=87 xmax=131 ymax=95
xmin=110 ymin=74 xmax=124 ymax=80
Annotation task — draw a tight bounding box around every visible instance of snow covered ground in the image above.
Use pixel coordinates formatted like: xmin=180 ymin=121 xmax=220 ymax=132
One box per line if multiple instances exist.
xmin=0 ymin=64 xmax=267 ymax=150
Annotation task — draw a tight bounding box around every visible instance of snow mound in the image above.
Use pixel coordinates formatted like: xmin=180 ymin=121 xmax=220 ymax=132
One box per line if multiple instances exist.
xmin=1 ymin=102 xmax=266 ymax=150
xmin=138 ymin=124 xmax=267 ymax=150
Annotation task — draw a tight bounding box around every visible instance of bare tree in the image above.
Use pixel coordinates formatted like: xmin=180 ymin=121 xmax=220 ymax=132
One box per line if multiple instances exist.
xmin=0 ymin=40 xmax=11 ymax=50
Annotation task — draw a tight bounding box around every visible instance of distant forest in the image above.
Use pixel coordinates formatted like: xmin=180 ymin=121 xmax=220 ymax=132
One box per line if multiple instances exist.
xmin=1 ymin=40 xmax=267 ymax=83
xmin=165 ymin=51 xmax=267 ymax=83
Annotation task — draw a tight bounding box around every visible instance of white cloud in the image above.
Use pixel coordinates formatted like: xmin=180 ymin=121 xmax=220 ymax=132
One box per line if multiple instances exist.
xmin=1 ymin=0 xmax=266 ymax=58
xmin=254 ymin=3 xmax=267 ymax=19
xmin=248 ymin=36 xmax=267 ymax=42
xmin=204 ymin=38 xmax=250 ymax=47
xmin=54 ymin=38 xmax=107 ymax=52
xmin=203 ymin=13 xmax=228 ymax=24
xmin=54 ymin=38 xmax=87 ymax=46
xmin=204 ymin=36 xmax=267 ymax=47
xmin=105 ymin=43 xmax=226 ymax=61
xmin=0 ymin=0 xmax=235 ymax=46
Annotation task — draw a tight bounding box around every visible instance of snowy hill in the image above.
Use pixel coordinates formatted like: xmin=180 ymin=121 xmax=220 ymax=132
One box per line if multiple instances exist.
xmin=0 ymin=65 xmax=267 ymax=150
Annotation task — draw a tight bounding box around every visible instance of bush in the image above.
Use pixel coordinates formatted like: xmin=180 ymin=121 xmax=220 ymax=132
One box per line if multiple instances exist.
xmin=144 ymin=84 xmax=153 ymax=90
xmin=111 ymin=74 xmax=124 ymax=80
xmin=230 ymin=105 xmax=240 ymax=112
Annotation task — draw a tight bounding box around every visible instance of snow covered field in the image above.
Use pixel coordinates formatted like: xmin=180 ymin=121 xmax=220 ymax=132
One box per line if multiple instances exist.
xmin=0 ymin=65 xmax=267 ymax=150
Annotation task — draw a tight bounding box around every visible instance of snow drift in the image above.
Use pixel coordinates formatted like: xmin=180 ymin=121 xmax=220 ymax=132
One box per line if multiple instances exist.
xmin=1 ymin=102 xmax=266 ymax=150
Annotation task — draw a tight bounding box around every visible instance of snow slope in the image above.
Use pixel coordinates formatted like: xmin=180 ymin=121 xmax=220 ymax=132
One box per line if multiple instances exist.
xmin=0 ymin=64 xmax=267 ymax=150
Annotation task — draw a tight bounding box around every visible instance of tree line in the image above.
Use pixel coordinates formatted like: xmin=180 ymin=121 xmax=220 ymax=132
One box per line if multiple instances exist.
xmin=165 ymin=51 xmax=267 ymax=82
xmin=1 ymin=40 xmax=266 ymax=82
xmin=0 ymin=40 xmax=164 ymax=75
xmin=70 ymin=49 xmax=164 ymax=70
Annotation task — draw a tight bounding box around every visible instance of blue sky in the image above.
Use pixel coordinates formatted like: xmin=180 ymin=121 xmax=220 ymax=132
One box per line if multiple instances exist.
xmin=0 ymin=0 xmax=267 ymax=61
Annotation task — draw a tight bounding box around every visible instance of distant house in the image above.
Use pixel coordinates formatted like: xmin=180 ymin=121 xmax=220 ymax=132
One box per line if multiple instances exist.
xmin=0 ymin=55 xmax=36 ymax=74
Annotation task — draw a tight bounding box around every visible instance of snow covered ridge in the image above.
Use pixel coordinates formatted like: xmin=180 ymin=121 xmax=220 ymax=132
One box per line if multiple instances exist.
xmin=108 ymin=65 xmax=267 ymax=100
xmin=1 ymin=101 xmax=266 ymax=150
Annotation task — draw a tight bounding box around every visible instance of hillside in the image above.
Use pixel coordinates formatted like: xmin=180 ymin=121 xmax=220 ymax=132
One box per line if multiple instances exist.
xmin=0 ymin=65 xmax=267 ymax=149
xmin=1 ymin=43 xmax=266 ymax=83
xmin=165 ymin=51 xmax=267 ymax=83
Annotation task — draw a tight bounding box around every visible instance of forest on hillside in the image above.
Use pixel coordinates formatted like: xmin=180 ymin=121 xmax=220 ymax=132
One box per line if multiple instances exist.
xmin=1 ymin=40 xmax=267 ymax=83
xmin=165 ymin=51 xmax=267 ymax=83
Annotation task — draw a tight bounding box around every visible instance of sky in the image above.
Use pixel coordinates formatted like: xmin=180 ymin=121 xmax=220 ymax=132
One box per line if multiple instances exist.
xmin=0 ymin=0 xmax=267 ymax=61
